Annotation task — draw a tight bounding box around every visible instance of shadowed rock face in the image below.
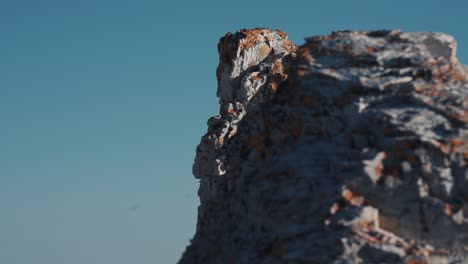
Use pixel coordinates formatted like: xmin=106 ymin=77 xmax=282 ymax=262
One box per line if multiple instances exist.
xmin=179 ymin=29 xmax=468 ymax=264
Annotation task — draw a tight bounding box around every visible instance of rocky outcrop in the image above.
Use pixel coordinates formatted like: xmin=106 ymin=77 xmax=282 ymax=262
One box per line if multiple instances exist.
xmin=179 ymin=29 xmax=468 ymax=264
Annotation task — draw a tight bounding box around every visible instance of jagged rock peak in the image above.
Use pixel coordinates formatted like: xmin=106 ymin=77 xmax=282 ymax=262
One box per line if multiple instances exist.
xmin=180 ymin=29 xmax=468 ymax=264
xmin=216 ymin=28 xmax=297 ymax=112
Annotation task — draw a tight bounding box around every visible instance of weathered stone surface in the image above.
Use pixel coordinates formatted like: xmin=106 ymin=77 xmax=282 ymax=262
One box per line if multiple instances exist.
xmin=180 ymin=28 xmax=468 ymax=264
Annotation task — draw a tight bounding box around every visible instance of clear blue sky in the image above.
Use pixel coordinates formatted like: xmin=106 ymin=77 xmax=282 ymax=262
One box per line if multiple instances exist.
xmin=0 ymin=1 xmax=466 ymax=263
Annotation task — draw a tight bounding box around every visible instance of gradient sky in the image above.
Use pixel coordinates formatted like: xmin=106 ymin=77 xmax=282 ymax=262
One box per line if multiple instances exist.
xmin=0 ymin=1 xmax=467 ymax=263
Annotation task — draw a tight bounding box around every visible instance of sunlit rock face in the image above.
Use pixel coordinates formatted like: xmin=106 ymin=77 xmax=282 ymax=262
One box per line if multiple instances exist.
xmin=179 ymin=29 xmax=468 ymax=264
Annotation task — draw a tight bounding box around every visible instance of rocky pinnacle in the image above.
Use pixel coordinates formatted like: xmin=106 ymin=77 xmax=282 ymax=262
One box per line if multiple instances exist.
xmin=179 ymin=29 xmax=468 ymax=264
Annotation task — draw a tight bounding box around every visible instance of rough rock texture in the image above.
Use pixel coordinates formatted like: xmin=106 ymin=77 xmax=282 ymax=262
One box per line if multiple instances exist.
xmin=179 ymin=29 xmax=468 ymax=264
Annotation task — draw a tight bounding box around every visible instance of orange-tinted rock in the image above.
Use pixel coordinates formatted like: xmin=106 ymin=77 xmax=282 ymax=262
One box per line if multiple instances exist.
xmin=180 ymin=29 xmax=468 ymax=264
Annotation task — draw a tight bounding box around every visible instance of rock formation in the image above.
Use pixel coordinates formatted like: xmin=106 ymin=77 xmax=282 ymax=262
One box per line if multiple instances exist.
xmin=179 ymin=29 xmax=468 ymax=264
